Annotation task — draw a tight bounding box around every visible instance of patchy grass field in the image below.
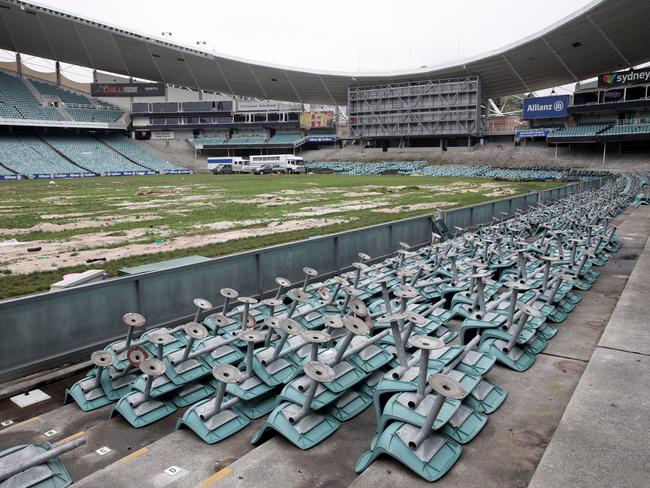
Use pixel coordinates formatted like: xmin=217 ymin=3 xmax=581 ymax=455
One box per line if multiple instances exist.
xmin=0 ymin=174 xmax=559 ymax=298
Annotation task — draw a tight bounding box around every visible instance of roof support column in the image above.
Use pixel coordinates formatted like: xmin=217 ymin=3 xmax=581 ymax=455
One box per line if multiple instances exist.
xmin=55 ymin=61 xmax=61 ymax=85
xmin=15 ymin=53 xmax=21 ymax=77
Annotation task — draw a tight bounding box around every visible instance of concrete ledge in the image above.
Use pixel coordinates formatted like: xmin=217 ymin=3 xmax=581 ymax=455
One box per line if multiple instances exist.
xmin=528 ymin=347 xmax=650 ymax=488
xmin=598 ymin=229 xmax=650 ymax=356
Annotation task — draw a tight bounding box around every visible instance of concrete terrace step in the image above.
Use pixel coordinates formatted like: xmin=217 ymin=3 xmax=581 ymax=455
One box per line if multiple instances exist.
xmin=529 ymin=205 xmax=650 ymax=488
xmin=74 ymin=422 xmax=263 ymax=488
xmin=214 ymin=408 xmax=377 ymax=488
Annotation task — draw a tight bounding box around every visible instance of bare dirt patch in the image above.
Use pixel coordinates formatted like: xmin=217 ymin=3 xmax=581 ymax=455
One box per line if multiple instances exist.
xmin=4 ymin=217 xmax=350 ymax=274
xmin=194 ymin=219 xmax=267 ymax=231
xmin=484 ymin=188 xmax=517 ymax=197
xmin=372 ymin=202 xmax=457 ymax=213
xmin=0 ymin=215 xmax=162 ymax=236
xmin=287 ymin=201 xmax=390 ymax=217
xmin=136 ymin=186 xmax=184 ymax=196
xmin=341 ymin=191 xmax=384 ymax=198
xmin=230 ymin=195 xmax=316 ymax=207
xmin=39 ymin=212 xmax=97 ymax=220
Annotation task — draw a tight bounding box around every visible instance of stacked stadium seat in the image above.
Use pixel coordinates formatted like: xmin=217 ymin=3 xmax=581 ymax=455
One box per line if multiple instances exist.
xmin=305 ymin=161 xmax=574 ymax=180
xmin=44 ymin=134 xmax=150 ymax=175
xmin=98 ymin=134 xmax=187 ymax=173
xmin=0 ymin=133 xmax=90 ymax=177
xmin=0 ymin=71 xmax=62 ymax=121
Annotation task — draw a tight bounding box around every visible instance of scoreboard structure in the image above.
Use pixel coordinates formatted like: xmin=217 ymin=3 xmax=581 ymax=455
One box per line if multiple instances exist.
xmin=347 ymin=76 xmax=481 ymax=141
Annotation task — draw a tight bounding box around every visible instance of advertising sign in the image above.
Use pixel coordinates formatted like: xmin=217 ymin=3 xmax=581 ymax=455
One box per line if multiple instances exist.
xmin=598 ymin=67 xmax=650 ymax=88
xmin=237 ymin=101 xmax=280 ymax=112
xmin=523 ymin=95 xmax=569 ymax=120
xmin=300 ymin=112 xmax=335 ymax=129
xmin=151 ymin=131 xmax=175 ymax=140
xmin=307 ymin=135 xmax=337 ymax=142
xmin=515 ymin=128 xmax=552 ymax=138
xmin=91 ymin=82 xmax=166 ymax=97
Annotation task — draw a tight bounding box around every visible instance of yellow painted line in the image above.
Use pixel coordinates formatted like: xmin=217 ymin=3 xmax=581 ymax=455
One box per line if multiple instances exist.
xmin=196 ymin=467 xmax=233 ymax=488
xmin=58 ymin=430 xmax=85 ymax=444
xmin=114 ymin=447 xmax=149 ymax=465
xmin=15 ymin=416 xmax=40 ymax=427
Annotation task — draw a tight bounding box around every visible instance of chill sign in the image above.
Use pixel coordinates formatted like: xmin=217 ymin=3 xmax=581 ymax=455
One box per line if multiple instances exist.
xmin=523 ymin=95 xmax=569 ymax=120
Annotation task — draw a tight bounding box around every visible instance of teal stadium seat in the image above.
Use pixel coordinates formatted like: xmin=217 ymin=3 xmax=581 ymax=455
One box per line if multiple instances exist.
xmin=268 ymin=133 xmax=305 ymax=145
xmin=601 ymin=124 xmax=650 ymax=136
xmin=0 ymin=133 xmax=90 ymax=177
xmin=30 ymin=79 xmax=95 ymax=106
xmin=0 ymin=71 xmax=62 ymax=121
xmin=65 ymin=108 xmax=123 ymax=123
xmin=549 ymin=124 xmax=611 ymax=138
xmin=99 ymin=134 xmax=186 ymax=173
xmin=44 ymin=135 xmax=150 ymax=175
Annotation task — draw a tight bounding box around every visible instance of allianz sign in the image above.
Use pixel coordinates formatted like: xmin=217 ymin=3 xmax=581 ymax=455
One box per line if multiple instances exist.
xmin=523 ymin=95 xmax=570 ymax=120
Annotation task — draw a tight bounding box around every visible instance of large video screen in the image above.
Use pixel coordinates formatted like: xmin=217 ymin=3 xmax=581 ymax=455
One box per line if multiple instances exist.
xmin=300 ymin=111 xmax=335 ymax=129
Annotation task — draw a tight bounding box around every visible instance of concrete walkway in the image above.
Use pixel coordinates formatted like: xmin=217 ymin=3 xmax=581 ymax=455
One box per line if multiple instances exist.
xmin=528 ymin=206 xmax=650 ymax=488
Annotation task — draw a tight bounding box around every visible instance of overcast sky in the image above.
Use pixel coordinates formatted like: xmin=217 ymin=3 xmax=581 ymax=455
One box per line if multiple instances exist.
xmin=10 ymin=0 xmax=593 ymax=85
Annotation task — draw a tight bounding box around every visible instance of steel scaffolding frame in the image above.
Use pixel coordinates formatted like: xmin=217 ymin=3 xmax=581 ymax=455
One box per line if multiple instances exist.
xmin=348 ymin=76 xmax=481 ymax=139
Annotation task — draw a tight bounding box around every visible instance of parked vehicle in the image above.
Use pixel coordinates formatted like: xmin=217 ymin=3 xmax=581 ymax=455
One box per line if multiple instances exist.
xmin=212 ymin=164 xmax=233 ymax=175
xmin=252 ymin=164 xmax=274 ymax=175
xmin=248 ymin=155 xmax=305 ymax=174
xmin=207 ymin=157 xmax=243 ymax=172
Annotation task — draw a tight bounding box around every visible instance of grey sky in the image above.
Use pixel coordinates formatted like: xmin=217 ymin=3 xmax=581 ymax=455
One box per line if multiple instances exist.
xmin=21 ymin=0 xmax=593 ymax=79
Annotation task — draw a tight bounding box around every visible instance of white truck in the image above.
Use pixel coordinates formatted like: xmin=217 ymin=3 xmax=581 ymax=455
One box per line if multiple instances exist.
xmin=247 ymin=154 xmax=305 ymax=174
xmin=207 ymin=157 xmax=244 ymax=174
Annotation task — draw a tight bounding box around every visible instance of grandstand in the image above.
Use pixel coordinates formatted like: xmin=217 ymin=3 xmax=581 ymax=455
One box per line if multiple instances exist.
xmin=602 ymin=123 xmax=650 ymax=137
xmin=44 ymin=134 xmax=153 ymax=176
xmin=228 ymin=135 xmax=268 ymax=145
xmin=65 ymin=108 xmax=123 ymax=123
xmin=98 ymin=134 xmax=189 ymax=173
xmin=0 ymin=70 xmax=61 ymax=121
xmin=0 ymin=69 xmax=127 ymax=126
xmin=268 ymin=132 xmax=305 ymax=145
xmin=0 ymin=133 xmax=93 ymax=178
xmin=29 ymin=78 xmax=94 ymax=106
xmin=547 ymin=124 xmax=612 ymax=142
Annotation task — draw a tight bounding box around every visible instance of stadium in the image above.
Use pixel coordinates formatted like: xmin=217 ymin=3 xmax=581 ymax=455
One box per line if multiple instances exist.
xmin=0 ymin=0 xmax=648 ymax=487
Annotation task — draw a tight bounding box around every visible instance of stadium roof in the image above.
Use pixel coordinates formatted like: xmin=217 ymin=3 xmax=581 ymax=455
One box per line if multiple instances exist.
xmin=0 ymin=0 xmax=648 ymax=105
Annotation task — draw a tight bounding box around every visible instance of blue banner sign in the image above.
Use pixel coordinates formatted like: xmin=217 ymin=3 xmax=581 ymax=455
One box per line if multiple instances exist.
xmin=33 ymin=173 xmax=96 ymax=179
xmin=105 ymin=171 xmax=156 ymax=177
xmin=523 ymin=95 xmax=569 ymax=120
xmin=515 ymin=128 xmax=552 ymax=138
xmin=0 ymin=175 xmax=19 ymax=181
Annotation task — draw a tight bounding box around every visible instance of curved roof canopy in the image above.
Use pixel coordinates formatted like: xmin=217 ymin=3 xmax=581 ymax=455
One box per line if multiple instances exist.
xmin=0 ymin=0 xmax=648 ymax=104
